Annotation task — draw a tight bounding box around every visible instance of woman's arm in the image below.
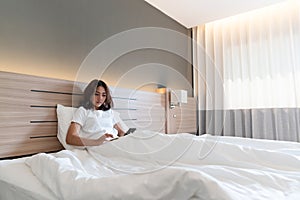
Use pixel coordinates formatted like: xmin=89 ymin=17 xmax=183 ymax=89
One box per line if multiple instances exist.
xmin=114 ymin=123 xmax=125 ymax=137
xmin=66 ymin=122 xmax=113 ymax=146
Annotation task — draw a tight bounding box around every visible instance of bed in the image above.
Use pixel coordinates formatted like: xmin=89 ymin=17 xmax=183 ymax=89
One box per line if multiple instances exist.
xmin=1 ymin=71 xmax=300 ymax=200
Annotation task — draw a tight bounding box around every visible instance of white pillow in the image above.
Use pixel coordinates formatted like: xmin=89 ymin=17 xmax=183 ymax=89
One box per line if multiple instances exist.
xmin=56 ymin=104 xmax=77 ymax=150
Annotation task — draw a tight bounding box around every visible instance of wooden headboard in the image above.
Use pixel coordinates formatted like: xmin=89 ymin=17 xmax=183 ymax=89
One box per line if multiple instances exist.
xmin=0 ymin=71 xmax=166 ymax=158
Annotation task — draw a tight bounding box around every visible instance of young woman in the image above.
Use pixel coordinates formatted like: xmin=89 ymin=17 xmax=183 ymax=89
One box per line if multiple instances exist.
xmin=66 ymin=79 xmax=125 ymax=146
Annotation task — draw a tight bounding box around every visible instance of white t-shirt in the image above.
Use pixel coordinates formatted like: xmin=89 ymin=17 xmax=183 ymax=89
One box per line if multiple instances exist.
xmin=72 ymin=107 xmax=119 ymax=139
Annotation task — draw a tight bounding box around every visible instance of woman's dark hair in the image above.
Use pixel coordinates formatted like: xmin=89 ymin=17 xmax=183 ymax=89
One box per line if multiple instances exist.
xmin=81 ymin=79 xmax=113 ymax=111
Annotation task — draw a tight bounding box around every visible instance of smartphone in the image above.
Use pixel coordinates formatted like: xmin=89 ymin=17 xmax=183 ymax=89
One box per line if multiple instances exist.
xmin=124 ymin=128 xmax=136 ymax=136
xmin=109 ymin=137 xmax=119 ymax=141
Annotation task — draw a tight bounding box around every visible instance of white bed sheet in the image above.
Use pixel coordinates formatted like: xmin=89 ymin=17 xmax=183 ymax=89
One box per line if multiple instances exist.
xmin=0 ymin=156 xmax=56 ymax=200
xmin=1 ymin=132 xmax=300 ymax=200
xmin=26 ymin=132 xmax=300 ymax=200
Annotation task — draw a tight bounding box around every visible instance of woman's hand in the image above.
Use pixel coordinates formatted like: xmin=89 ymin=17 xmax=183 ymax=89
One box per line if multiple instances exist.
xmin=97 ymin=133 xmax=114 ymax=145
xmin=114 ymin=123 xmax=125 ymax=137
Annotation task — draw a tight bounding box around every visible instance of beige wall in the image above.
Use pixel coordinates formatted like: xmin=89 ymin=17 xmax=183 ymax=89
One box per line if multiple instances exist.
xmin=0 ymin=0 xmax=193 ymax=94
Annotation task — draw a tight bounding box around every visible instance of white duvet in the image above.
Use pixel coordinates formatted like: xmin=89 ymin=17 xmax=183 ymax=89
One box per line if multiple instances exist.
xmin=26 ymin=132 xmax=300 ymax=200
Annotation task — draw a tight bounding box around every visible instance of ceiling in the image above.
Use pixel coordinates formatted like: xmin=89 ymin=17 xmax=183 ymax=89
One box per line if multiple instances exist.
xmin=144 ymin=0 xmax=287 ymax=28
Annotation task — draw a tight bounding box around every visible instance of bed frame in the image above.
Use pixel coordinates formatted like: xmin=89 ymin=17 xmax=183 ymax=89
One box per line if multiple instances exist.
xmin=0 ymin=71 xmax=197 ymax=158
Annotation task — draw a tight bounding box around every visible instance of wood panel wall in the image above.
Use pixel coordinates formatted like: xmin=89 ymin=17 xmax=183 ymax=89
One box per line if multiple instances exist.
xmin=165 ymin=90 xmax=197 ymax=134
xmin=0 ymin=71 xmax=165 ymax=158
xmin=110 ymin=87 xmax=166 ymax=133
xmin=0 ymin=72 xmax=80 ymax=158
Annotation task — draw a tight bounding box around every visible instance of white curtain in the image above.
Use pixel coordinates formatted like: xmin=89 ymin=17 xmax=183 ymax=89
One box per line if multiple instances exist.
xmin=193 ymin=1 xmax=300 ymax=141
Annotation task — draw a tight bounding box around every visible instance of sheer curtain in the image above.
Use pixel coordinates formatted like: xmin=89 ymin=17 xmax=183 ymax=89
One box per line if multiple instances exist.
xmin=193 ymin=1 xmax=300 ymax=141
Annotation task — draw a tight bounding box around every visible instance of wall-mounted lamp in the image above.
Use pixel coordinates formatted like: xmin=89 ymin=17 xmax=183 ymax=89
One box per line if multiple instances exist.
xmin=156 ymin=84 xmax=167 ymax=94
xmin=170 ymin=89 xmax=187 ymax=109
xmin=156 ymin=87 xmax=167 ymax=94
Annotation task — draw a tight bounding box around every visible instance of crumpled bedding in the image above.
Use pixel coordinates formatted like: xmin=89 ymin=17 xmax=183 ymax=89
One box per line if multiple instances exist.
xmin=25 ymin=131 xmax=300 ymax=200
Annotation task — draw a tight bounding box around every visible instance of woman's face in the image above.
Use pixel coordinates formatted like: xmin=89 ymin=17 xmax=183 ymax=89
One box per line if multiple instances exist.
xmin=92 ymin=86 xmax=106 ymax=109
